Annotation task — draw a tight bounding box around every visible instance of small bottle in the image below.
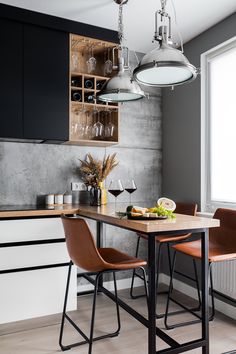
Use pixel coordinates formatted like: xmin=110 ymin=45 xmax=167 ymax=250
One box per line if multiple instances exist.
xmin=45 ymin=194 xmax=54 ymax=205
xmin=55 ymin=194 xmax=64 ymax=204
xmin=63 ymin=193 xmax=72 ymax=204
xmin=98 ymin=181 xmax=107 ymax=205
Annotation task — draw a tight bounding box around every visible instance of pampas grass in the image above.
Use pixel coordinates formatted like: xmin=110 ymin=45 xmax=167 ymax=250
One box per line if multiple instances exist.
xmin=79 ymin=153 xmax=118 ymax=187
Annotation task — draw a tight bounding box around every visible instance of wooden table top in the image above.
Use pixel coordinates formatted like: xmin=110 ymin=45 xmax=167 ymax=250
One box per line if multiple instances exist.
xmin=0 ymin=204 xmax=219 ymax=234
xmin=77 ymin=205 xmax=220 ymax=234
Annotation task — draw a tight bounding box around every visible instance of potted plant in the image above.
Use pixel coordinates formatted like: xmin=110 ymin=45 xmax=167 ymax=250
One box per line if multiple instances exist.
xmin=79 ymin=153 xmax=118 ymax=206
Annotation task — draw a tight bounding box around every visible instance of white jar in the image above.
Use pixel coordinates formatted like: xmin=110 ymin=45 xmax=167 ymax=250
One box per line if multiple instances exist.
xmin=45 ymin=194 xmax=55 ymax=205
xmin=63 ymin=193 xmax=72 ymax=204
xmin=54 ymin=194 xmax=64 ymax=205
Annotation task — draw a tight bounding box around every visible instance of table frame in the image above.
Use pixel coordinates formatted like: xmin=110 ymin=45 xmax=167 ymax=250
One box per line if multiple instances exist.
xmin=78 ymin=216 xmax=210 ymax=354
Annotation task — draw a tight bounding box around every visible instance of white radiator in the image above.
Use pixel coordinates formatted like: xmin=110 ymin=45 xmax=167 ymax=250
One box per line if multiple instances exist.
xmin=213 ymin=260 xmax=236 ymax=299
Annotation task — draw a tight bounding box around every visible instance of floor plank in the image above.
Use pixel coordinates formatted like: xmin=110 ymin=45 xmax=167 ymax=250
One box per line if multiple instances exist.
xmin=0 ymin=287 xmax=235 ymax=354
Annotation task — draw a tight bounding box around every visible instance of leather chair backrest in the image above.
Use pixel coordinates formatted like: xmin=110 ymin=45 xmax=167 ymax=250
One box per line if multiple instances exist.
xmin=211 ymin=208 xmax=236 ymax=247
xmin=175 ymin=202 xmax=197 ymax=216
xmin=61 ymin=215 xmax=107 ymax=272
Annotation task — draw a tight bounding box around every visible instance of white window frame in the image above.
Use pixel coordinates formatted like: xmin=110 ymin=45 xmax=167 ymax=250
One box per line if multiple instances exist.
xmin=201 ymin=36 xmax=236 ymax=213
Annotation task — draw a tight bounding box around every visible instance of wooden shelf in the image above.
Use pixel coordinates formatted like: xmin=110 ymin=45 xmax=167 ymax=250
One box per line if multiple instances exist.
xmin=71 ymin=86 xmax=82 ymax=90
xmin=71 ymin=101 xmax=118 ymax=109
xmin=69 ymin=33 xmax=119 ymax=147
xmin=64 ymin=139 xmax=118 ymax=147
xmin=71 ymin=72 xmax=110 ymax=81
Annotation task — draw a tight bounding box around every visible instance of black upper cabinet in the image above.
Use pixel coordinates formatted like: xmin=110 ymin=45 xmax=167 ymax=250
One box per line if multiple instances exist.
xmin=24 ymin=25 xmax=69 ymax=141
xmin=0 ymin=18 xmax=23 ymax=139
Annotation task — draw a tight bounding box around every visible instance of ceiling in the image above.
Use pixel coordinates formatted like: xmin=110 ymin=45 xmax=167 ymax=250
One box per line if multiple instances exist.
xmin=1 ymin=0 xmax=236 ymax=53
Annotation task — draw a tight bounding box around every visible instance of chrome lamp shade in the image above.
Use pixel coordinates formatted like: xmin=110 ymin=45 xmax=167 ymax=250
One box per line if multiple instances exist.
xmin=97 ymin=69 xmax=145 ymax=102
xmin=133 ymin=42 xmax=197 ymax=87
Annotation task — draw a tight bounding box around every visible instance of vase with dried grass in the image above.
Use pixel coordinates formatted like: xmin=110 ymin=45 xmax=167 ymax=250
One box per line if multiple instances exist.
xmin=79 ymin=153 xmax=118 ymax=206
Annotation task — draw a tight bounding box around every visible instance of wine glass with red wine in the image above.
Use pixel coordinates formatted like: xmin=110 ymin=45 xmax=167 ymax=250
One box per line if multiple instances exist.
xmin=124 ymin=179 xmax=137 ymax=204
xmin=108 ymin=179 xmax=124 ymax=213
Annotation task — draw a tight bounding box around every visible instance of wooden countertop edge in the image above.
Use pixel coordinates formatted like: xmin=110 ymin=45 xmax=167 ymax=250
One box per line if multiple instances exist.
xmin=0 ymin=208 xmax=80 ymax=218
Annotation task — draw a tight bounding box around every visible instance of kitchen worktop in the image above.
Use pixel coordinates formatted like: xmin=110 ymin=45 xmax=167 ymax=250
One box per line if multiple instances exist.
xmin=0 ymin=205 xmax=80 ymax=218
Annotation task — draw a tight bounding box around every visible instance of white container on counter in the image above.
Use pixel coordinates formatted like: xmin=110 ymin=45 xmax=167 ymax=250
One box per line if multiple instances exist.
xmin=54 ymin=194 xmax=64 ymax=205
xmin=45 ymin=194 xmax=55 ymax=205
xmin=63 ymin=193 xmax=72 ymax=204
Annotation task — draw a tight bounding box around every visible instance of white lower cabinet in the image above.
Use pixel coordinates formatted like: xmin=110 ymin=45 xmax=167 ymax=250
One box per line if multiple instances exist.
xmin=0 ymin=217 xmax=77 ymax=324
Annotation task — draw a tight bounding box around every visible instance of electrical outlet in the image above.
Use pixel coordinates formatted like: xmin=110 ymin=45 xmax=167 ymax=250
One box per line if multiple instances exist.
xmin=71 ymin=182 xmax=86 ymax=191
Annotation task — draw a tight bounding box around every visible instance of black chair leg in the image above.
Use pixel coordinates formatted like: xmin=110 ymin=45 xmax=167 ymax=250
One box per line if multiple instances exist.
xmin=209 ymin=263 xmax=215 ymax=321
xmin=130 ymin=236 xmax=145 ymax=299
xmin=193 ymin=258 xmax=202 ymax=311
xmin=112 ymin=272 xmax=121 ymax=335
xmin=59 ymin=266 xmax=121 ymax=353
xmin=139 ymin=266 xmax=149 ymax=308
xmin=59 ymin=261 xmax=77 ymax=351
xmin=164 ymin=256 xmax=217 ymax=330
xmin=164 ymin=251 xmax=176 ymax=329
xmin=164 ymin=253 xmax=203 ymax=330
xmin=155 ymin=244 xmax=165 ymax=319
xmin=88 ymin=273 xmax=100 ymax=354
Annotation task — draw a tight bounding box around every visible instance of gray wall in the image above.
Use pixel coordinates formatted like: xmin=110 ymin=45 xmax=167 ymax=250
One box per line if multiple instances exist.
xmin=162 ymin=12 xmax=236 ymax=206
xmin=161 ymin=13 xmax=236 ymax=280
xmin=0 ymin=52 xmax=162 ymax=280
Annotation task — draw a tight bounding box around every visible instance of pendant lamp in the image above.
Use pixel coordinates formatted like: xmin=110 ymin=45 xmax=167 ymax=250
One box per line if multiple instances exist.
xmin=97 ymin=0 xmax=145 ymax=103
xmin=133 ymin=0 xmax=198 ymax=87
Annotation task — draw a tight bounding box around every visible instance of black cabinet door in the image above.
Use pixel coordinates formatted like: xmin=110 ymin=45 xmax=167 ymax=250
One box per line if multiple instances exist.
xmin=0 ymin=19 xmax=23 ymax=139
xmin=24 ymin=25 xmax=69 ymax=141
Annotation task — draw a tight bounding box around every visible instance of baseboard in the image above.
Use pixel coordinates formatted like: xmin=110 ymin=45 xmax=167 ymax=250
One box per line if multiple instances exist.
xmin=77 ymin=273 xmax=236 ymax=320
xmin=160 ymin=273 xmax=236 ymax=321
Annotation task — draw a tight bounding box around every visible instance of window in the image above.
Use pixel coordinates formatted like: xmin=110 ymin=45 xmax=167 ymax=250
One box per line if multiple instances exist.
xmin=201 ymin=37 xmax=236 ymax=212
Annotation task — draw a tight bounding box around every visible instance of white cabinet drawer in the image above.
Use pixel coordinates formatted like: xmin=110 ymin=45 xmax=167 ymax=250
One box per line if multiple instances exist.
xmin=0 ymin=218 xmax=64 ymax=243
xmin=0 ymin=242 xmax=70 ymax=270
xmin=0 ymin=266 xmax=77 ymax=324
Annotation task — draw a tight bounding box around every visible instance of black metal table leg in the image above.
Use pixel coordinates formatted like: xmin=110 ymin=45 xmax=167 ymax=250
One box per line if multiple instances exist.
xmin=201 ymin=229 xmax=209 ymax=354
xmin=148 ymin=233 xmax=157 ymax=354
xmin=97 ymin=221 xmax=104 ymax=289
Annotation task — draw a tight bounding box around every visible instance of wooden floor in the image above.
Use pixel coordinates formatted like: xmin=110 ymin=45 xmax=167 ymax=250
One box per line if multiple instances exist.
xmin=0 ymin=287 xmax=235 ymax=354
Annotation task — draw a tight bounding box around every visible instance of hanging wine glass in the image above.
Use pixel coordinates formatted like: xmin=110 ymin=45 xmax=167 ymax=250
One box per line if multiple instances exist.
xmin=86 ymin=45 xmax=96 ymax=74
xmin=92 ymin=108 xmax=104 ymax=140
xmin=71 ymin=51 xmax=79 ymax=72
xmin=104 ymin=48 xmax=113 ymax=76
xmin=104 ymin=109 xmax=115 ymax=139
xmin=84 ymin=110 xmax=93 ymax=139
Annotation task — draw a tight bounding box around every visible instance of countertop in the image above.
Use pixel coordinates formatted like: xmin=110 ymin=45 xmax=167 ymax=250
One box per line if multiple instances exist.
xmin=0 ymin=205 xmax=80 ymax=218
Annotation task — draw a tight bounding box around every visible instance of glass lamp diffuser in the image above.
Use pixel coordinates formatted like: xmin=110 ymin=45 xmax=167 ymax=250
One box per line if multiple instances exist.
xmin=97 ymin=57 xmax=145 ymax=102
xmin=133 ymin=8 xmax=198 ymax=87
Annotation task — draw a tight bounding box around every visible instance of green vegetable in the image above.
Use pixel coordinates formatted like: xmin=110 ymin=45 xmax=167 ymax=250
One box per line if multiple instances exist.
xmin=150 ymin=205 xmax=176 ymax=218
xmin=126 ymin=205 xmax=133 ymax=213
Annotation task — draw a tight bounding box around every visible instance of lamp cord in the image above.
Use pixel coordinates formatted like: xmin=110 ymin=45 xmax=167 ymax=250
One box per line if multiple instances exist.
xmin=118 ymin=4 xmax=125 ymax=45
xmin=169 ymin=0 xmax=184 ymax=52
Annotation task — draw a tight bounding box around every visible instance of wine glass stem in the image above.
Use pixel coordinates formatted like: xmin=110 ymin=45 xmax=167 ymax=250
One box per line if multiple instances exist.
xmin=130 ymin=193 xmax=132 ymax=205
xmin=115 ymin=197 xmax=117 ymax=213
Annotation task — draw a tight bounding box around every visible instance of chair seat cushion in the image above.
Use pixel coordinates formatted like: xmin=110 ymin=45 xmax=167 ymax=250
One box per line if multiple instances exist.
xmin=98 ymin=247 xmax=147 ymax=270
xmin=173 ymin=240 xmax=236 ymax=263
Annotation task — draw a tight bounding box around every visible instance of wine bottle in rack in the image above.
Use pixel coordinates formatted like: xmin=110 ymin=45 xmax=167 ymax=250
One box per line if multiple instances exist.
xmin=84 ymin=92 xmax=95 ymax=104
xmin=84 ymin=78 xmax=94 ymax=89
xmin=96 ymin=80 xmax=106 ymax=90
xmin=71 ymin=90 xmax=82 ymax=102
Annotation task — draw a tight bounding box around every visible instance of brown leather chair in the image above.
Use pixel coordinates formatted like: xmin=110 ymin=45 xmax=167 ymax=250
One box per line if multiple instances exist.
xmin=59 ymin=215 xmax=148 ymax=354
xmin=130 ymin=202 xmax=198 ymax=318
xmin=165 ymin=208 xmax=236 ymax=329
